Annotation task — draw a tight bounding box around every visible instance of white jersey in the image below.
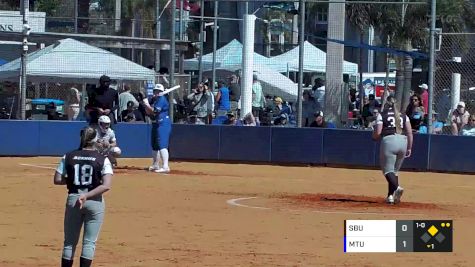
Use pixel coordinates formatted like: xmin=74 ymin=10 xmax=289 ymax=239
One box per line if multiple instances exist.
xmin=95 ymin=126 xmax=116 ymax=144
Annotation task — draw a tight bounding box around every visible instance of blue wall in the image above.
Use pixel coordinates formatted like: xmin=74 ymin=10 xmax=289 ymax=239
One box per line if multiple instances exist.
xmin=1 ymin=120 xmax=475 ymax=173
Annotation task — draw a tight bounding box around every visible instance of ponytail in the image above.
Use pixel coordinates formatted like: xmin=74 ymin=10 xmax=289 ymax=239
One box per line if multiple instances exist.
xmin=385 ymin=96 xmax=403 ymax=134
xmin=79 ymin=127 xmax=98 ymax=149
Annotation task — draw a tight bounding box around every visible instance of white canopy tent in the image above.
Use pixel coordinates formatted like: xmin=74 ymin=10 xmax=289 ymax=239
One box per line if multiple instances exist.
xmin=204 ymin=63 xmax=298 ymax=101
xmin=185 ymin=39 xmax=297 ymax=101
xmin=271 ymin=41 xmax=359 ymax=75
xmin=0 ymin=38 xmax=156 ymax=83
xmin=184 ymin=39 xmax=281 ymax=71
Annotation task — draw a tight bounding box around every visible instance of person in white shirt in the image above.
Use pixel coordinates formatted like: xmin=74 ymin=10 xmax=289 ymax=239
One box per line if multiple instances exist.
xmin=461 ymin=114 xmax=475 ymax=136
xmin=451 ymin=101 xmax=470 ymax=135
xmin=251 ymin=74 xmax=265 ymax=120
xmin=119 ymin=84 xmax=139 ymax=114
xmin=67 ymin=87 xmax=81 ymax=121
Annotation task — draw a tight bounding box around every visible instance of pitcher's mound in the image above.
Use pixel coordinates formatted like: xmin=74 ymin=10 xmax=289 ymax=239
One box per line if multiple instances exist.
xmin=276 ymin=193 xmax=441 ymax=211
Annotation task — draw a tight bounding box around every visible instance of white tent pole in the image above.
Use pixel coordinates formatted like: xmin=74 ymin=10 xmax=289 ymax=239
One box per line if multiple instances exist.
xmin=241 ymin=14 xmax=256 ymax=119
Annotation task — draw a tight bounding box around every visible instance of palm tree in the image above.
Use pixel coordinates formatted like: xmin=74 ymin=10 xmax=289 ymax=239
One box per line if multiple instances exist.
xmin=347 ymin=0 xmax=475 ymax=112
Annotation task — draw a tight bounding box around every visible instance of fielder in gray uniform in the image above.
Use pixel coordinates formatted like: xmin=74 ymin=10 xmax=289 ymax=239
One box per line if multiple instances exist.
xmin=372 ymin=96 xmax=413 ymax=204
xmin=53 ymin=127 xmax=114 ymax=267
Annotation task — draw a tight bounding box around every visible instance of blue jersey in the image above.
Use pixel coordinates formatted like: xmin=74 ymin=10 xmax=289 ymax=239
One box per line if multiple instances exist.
xmin=218 ymin=87 xmax=230 ymax=111
xmin=153 ymin=95 xmax=169 ymax=122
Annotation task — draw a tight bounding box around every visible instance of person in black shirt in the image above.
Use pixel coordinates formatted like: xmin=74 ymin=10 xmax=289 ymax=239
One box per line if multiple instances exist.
xmin=46 ymin=102 xmax=61 ymax=120
xmin=372 ymin=96 xmax=413 ymax=205
xmin=86 ymin=75 xmax=119 ymax=125
xmin=53 ymin=127 xmax=113 ymax=267
xmin=309 ymin=111 xmax=325 ymax=128
xmin=228 ymin=74 xmax=241 ymax=114
xmin=121 ymin=100 xmax=145 ymax=122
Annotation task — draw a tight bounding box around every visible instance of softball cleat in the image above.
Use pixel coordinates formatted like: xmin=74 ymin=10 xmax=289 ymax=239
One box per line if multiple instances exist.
xmin=393 ymin=186 xmax=404 ymax=204
xmin=154 ymin=167 xmax=170 ymax=174
xmin=386 ymin=195 xmax=395 ymax=205
xmin=148 ymin=165 xmax=160 ymax=172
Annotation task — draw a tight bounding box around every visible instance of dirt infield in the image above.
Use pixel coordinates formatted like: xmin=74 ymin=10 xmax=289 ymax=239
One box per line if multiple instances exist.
xmin=0 ymin=157 xmax=474 ymax=266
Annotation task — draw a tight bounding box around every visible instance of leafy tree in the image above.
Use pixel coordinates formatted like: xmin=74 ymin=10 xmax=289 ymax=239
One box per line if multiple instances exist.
xmin=347 ymin=0 xmax=475 ymax=111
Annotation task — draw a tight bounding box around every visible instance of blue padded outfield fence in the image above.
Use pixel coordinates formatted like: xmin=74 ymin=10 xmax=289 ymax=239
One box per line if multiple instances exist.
xmin=1 ymin=121 xmax=474 ymax=173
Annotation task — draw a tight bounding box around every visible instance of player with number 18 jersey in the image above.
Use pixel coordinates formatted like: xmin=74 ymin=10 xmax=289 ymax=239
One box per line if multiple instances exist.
xmin=54 ymin=127 xmax=113 ymax=267
xmin=61 ymin=150 xmax=111 ymax=194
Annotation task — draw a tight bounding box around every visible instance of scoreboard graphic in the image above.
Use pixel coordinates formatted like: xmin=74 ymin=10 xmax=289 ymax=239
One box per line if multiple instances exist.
xmin=344 ymin=220 xmax=453 ymax=253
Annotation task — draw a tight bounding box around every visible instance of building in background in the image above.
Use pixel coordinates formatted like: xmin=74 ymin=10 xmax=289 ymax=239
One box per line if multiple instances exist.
xmin=0 ymin=10 xmax=46 ymax=63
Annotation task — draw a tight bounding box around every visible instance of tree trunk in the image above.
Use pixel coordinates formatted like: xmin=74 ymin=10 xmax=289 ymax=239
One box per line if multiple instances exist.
xmin=401 ymin=40 xmax=413 ymax=114
xmin=394 ymin=56 xmax=404 ymax=111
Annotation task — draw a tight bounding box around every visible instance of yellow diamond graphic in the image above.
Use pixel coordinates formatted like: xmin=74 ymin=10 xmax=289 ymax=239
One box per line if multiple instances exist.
xmin=428 ymin=225 xmax=439 ymax=236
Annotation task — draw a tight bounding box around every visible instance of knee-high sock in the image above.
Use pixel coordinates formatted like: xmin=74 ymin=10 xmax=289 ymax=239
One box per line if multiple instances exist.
xmin=152 ymin=150 xmax=161 ymax=167
xmin=385 ymin=172 xmax=398 ymax=196
xmin=61 ymin=258 xmax=73 ymax=267
xmin=160 ymin=148 xmax=169 ymax=169
xmin=80 ymin=257 xmax=92 ymax=267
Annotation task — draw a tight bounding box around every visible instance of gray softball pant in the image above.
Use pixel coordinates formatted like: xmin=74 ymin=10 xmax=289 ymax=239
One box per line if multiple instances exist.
xmin=62 ymin=194 xmax=105 ymax=260
xmin=380 ymin=134 xmax=408 ymax=175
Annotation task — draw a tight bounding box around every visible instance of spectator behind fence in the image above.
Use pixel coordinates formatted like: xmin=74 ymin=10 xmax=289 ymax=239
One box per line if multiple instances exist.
xmin=348 ymin=87 xmax=358 ymax=111
xmin=119 ymin=84 xmax=139 ymax=115
xmin=302 ymin=90 xmax=318 ymax=127
xmin=311 ymin=78 xmax=325 ymax=111
xmin=419 ymin=112 xmax=443 ymax=134
xmin=252 ymin=74 xmax=265 ymax=119
xmin=361 ymin=96 xmax=372 ymax=128
xmin=46 ymin=102 xmax=61 ymax=120
xmin=242 ymin=112 xmax=258 ymax=126
xmin=418 ymin=83 xmax=429 ymax=113
xmin=367 ymin=108 xmax=380 ymax=130
xmin=405 ymin=94 xmax=425 ymax=131
xmin=121 ymin=100 xmax=144 ymax=122
xmin=186 ymin=114 xmax=206 ymax=125
xmin=86 ymin=75 xmax=119 ymax=125
xmin=272 ymin=97 xmax=291 ymax=117
xmin=273 ymin=113 xmax=289 ymax=127
xmin=134 ymin=92 xmax=148 ymax=123
xmin=158 ymin=67 xmax=170 ymax=88
xmin=67 ymin=87 xmax=81 ymax=121
xmin=187 ymin=83 xmax=213 ymax=123
xmin=223 ymin=111 xmax=242 ymax=126
xmin=228 ymin=74 xmax=241 ymax=114
xmin=215 ymin=80 xmax=230 ymax=116
xmin=451 ymin=101 xmax=470 ymax=135
xmin=461 ymin=114 xmax=475 ymax=136
xmin=368 ymin=94 xmax=380 ymax=113
xmin=309 ymin=111 xmax=336 ymax=128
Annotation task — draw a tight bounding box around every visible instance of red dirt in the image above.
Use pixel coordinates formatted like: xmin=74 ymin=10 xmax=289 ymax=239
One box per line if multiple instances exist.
xmin=115 ymin=165 xmax=238 ymax=177
xmin=278 ymin=193 xmax=442 ymax=210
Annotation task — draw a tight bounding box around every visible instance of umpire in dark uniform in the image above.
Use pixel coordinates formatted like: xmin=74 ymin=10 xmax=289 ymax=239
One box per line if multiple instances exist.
xmin=85 ymin=75 xmax=119 ymax=125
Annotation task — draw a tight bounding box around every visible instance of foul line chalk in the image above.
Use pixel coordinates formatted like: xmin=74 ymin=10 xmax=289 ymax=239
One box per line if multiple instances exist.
xmin=227 ymin=197 xmax=425 ymax=216
xmin=20 ymin=163 xmax=56 ymax=170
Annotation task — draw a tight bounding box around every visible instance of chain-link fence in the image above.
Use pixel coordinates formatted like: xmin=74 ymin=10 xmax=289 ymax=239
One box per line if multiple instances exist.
xmin=4 ymin=0 xmax=469 ymax=132
xmin=180 ymin=1 xmax=418 ymax=129
xmin=433 ymin=33 xmax=475 ymax=135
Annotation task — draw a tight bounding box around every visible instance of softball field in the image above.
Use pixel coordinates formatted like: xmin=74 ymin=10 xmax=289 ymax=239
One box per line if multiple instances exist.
xmin=0 ymin=157 xmax=474 ymax=266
